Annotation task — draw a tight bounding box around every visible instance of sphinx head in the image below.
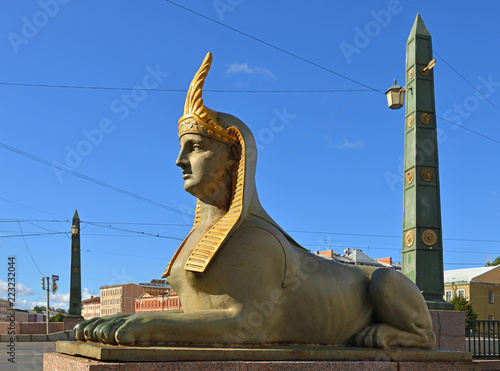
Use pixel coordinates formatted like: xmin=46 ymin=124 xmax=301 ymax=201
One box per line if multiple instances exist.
xmin=176 ymin=53 xmax=250 ymax=208
xmin=176 ymin=130 xmax=239 ymax=206
xmin=162 ymin=53 xmax=259 ymax=276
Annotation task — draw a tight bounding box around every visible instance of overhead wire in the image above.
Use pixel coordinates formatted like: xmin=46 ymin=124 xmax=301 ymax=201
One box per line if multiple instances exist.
xmin=0 ymin=141 xmax=193 ymax=218
xmin=17 ymin=222 xmax=45 ymax=276
xmin=28 ymin=221 xmax=71 ymax=240
xmin=434 ymin=51 xmax=500 ymax=114
xmin=83 ymin=249 xmax=163 ymax=260
xmin=0 ymin=82 xmax=382 ymax=93
xmin=159 ymin=1 xmax=500 ymax=146
xmin=0 ymin=231 xmax=67 ymax=238
xmin=257 ymin=57 xmax=404 ymax=176
xmin=163 ymin=0 xmax=382 ymax=94
xmin=437 ymin=115 xmax=500 ymax=144
xmin=83 ymin=221 xmax=184 ymax=240
xmin=1 ymin=218 xmax=499 ymax=244
xmin=1 ymin=218 xmax=499 ymax=246
xmin=0 ymin=197 xmax=65 ymax=218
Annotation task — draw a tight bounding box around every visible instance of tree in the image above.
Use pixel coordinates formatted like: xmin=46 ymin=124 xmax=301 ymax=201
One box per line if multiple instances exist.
xmin=450 ymin=295 xmax=478 ymax=320
xmin=33 ymin=306 xmax=46 ymax=312
xmin=450 ymin=295 xmax=478 ymax=333
xmin=50 ymin=313 xmax=66 ymax=322
xmin=485 ymin=256 xmax=500 ymax=266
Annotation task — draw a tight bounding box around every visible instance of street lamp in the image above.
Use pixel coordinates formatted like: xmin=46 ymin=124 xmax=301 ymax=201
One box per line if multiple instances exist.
xmin=385 ymin=58 xmax=435 ymax=110
xmin=385 ymin=79 xmax=406 ymax=110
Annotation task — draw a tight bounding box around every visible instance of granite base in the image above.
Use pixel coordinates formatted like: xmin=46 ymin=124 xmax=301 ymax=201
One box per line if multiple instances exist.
xmin=44 ymin=351 xmax=481 ymax=371
xmin=56 ymin=341 xmax=473 ymax=362
xmin=429 ymin=309 xmax=466 ymax=351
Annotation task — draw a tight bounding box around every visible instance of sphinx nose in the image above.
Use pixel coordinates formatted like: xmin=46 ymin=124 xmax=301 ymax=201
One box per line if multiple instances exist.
xmin=176 ymin=150 xmax=188 ymax=168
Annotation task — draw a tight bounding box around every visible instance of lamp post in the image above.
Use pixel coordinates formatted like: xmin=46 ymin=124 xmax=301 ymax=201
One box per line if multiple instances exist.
xmin=386 ymin=14 xmax=453 ymax=310
xmin=68 ymin=210 xmax=84 ymax=318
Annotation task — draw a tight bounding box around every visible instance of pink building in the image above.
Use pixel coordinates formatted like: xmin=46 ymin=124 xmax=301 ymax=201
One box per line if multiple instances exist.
xmin=82 ymin=296 xmax=101 ymax=319
xmin=135 ymin=290 xmax=182 ymax=313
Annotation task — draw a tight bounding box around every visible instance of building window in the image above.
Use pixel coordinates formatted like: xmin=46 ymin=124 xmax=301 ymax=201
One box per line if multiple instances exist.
xmin=457 ymin=289 xmax=465 ymax=299
xmin=445 ymin=290 xmax=452 ymax=302
xmin=488 ymin=291 xmax=494 ymax=304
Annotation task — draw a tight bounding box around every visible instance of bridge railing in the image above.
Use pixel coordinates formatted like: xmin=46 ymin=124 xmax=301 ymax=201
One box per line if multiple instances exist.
xmin=465 ymin=320 xmax=500 ymax=358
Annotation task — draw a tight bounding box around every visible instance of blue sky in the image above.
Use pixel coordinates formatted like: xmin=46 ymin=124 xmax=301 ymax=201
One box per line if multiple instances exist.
xmin=0 ymin=1 xmax=499 ymax=310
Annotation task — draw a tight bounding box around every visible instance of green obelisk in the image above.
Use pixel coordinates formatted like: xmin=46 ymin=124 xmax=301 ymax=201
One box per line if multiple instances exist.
xmin=68 ymin=210 xmax=83 ymax=318
xmin=401 ymin=14 xmax=453 ymax=310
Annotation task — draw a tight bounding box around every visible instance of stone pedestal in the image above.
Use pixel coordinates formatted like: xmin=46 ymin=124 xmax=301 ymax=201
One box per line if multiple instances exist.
xmin=63 ymin=317 xmax=84 ymax=331
xmin=44 ymin=341 xmax=480 ymax=370
xmin=429 ymin=309 xmax=465 ymax=351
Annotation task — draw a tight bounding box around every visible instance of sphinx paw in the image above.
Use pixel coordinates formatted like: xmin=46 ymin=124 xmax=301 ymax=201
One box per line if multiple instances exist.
xmin=352 ymin=324 xmax=389 ymax=349
xmin=115 ymin=324 xmax=136 ymax=345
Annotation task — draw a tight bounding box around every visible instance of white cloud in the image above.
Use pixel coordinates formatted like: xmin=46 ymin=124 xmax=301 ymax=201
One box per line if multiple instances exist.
xmin=50 ymin=291 xmax=70 ymax=302
xmin=226 ymin=62 xmax=277 ymax=80
xmin=0 ymin=280 xmax=34 ymax=296
xmin=325 ymin=135 xmax=364 ymax=150
xmin=14 ymin=299 xmax=69 ymax=311
xmin=1 ymin=287 xmax=93 ymax=311
xmin=82 ymin=288 xmax=92 ymax=300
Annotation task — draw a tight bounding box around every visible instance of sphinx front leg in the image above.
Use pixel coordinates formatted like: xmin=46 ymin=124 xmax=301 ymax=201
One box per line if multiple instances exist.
xmin=99 ymin=309 xmax=252 ymax=346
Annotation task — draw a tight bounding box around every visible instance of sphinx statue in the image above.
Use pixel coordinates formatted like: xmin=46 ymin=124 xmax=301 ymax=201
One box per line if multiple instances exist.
xmin=74 ymin=53 xmax=435 ymax=349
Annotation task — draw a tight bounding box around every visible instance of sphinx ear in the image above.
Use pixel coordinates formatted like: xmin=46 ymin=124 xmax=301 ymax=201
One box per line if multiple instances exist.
xmin=226 ymin=143 xmax=239 ymax=169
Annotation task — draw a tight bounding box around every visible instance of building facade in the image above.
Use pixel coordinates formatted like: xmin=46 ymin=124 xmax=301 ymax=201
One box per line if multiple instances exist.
xmin=88 ymin=280 xmax=175 ymax=317
xmin=100 ymin=283 xmax=145 ymax=316
xmin=14 ymin=309 xmax=29 ymax=322
xmin=444 ymin=266 xmax=500 ymax=321
xmin=28 ymin=312 xmax=45 ymax=322
xmin=138 ymin=279 xmax=171 ymax=295
xmin=135 ymin=290 xmax=182 ymax=313
xmin=0 ymin=298 xmax=10 ymax=322
xmin=82 ymin=296 xmax=101 ymax=320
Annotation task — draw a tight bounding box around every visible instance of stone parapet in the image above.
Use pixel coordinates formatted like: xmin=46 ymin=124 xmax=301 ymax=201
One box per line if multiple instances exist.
xmin=429 ymin=309 xmax=465 ymax=351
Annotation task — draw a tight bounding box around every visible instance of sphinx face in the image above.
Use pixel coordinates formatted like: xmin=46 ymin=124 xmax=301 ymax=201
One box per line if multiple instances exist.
xmin=176 ymin=133 xmax=233 ymax=200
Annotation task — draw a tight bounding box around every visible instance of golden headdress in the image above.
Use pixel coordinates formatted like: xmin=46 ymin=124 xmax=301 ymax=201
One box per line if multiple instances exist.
xmin=177 ymin=52 xmax=238 ymax=144
xmin=163 ymin=52 xmax=245 ymax=277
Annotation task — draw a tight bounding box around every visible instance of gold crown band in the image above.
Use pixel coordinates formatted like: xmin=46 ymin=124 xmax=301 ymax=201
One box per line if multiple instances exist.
xmin=178 ymin=113 xmax=237 ymax=144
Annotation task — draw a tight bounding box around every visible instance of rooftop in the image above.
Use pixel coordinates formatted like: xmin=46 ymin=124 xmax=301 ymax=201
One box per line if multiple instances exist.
xmin=315 ymin=249 xmax=399 ymax=270
xmin=444 ymin=266 xmax=499 ymax=283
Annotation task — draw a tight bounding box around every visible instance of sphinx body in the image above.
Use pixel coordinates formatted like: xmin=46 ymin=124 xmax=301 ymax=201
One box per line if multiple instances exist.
xmin=74 ymin=53 xmax=435 ymax=349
